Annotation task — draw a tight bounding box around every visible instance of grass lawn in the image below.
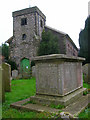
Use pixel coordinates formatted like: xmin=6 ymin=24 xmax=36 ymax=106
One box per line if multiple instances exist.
xmin=78 ymin=82 xmax=90 ymax=119
xmin=83 ymin=82 xmax=90 ymax=89
xmin=2 ymin=77 xmax=90 ymax=119
xmin=2 ymin=77 xmax=55 ymax=119
xmin=78 ymin=108 xmax=90 ymax=118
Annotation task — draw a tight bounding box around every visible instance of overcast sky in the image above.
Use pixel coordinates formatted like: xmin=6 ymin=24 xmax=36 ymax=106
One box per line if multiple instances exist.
xmin=0 ymin=0 xmax=89 ymax=48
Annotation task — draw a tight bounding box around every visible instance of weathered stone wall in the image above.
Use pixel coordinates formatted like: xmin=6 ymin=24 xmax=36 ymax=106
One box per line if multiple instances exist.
xmin=9 ymin=7 xmax=46 ymax=71
xmin=65 ymin=36 xmax=78 ymax=56
xmin=32 ymin=54 xmax=84 ymax=96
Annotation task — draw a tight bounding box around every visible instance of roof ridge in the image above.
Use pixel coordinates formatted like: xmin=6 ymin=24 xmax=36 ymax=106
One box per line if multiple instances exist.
xmin=45 ymin=25 xmax=67 ymax=35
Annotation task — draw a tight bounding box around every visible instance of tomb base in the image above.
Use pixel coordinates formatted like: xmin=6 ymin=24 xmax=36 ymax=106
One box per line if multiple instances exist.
xmin=30 ymin=88 xmax=87 ymax=107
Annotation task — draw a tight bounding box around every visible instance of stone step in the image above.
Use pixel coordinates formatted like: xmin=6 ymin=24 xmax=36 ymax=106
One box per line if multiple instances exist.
xmin=62 ymin=94 xmax=89 ymax=116
xmin=10 ymin=94 xmax=89 ymax=117
xmin=10 ymin=98 xmax=60 ymax=113
xmin=23 ymin=104 xmax=60 ymax=113
xmin=30 ymin=88 xmax=87 ymax=107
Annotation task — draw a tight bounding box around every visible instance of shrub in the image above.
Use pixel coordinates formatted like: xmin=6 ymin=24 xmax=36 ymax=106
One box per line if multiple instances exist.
xmin=7 ymin=59 xmax=17 ymax=71
xmin=31 ymin=60 xmax=35 ymax=67
xmin=2 ymin=43 xmax=9 ymax=60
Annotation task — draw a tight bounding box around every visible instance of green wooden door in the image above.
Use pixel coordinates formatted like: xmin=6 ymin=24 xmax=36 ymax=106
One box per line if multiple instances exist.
xmin=20 ymin=58 xmax=30 ymax=78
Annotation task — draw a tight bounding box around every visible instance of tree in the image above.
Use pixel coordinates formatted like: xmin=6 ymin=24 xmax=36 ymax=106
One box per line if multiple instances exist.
xmin=2 ymin=43 xmax=9 ymax=61
xmin=7 ymin=59 xmax=17 ymax=71
xmin=38 ymin=30 xmax=59 ymax=56
xmin=1 ymin=43 xmax=17 ymax=70
xmin=78 ymin=15 xmax=90 ymax=64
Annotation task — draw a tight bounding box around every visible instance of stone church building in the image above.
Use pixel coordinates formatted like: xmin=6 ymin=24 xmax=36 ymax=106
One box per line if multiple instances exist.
xmin=7 ymin=6 xmax=78 ymax=75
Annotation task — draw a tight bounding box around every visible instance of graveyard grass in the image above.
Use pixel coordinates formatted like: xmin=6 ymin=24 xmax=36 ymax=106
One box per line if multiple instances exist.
xmin=2 ymin=77 xmax=90 ymax=119
xmin=78 ymin=81 xmax=90 ymax=118
xmin=2 ymin=77 xmax=55 ymax=118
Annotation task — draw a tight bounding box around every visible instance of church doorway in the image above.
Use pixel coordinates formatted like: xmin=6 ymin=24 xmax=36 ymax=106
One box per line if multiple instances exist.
xmin=20 ymin=58 xmax=30 ymax=78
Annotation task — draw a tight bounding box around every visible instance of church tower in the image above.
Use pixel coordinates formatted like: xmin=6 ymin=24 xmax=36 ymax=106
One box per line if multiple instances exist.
xmin=10 ymin=6 xmax=46 ymax=73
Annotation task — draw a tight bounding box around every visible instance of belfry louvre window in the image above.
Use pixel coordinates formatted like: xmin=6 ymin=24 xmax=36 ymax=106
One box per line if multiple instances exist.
xmin=21 ymin=18 xmax=27 ymax=25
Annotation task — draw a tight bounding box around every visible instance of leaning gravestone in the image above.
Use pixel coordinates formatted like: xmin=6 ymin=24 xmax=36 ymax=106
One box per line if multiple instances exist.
xmin=82 ymin=64 xmax=90 ymax=83
xmin=12 ymin=70 xmax=18 ymax=80
xmin=2 ymin=63 xmax=11 ymax=92
xmin=30 ymin=54 xmax=86 ymax=106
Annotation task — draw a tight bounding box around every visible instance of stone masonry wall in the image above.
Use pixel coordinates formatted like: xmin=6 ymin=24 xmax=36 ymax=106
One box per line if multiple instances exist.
xmin=65 ymin=36 xmax=78 ymax=56
xmin=9 ymin=7 xmax=46 ymax=71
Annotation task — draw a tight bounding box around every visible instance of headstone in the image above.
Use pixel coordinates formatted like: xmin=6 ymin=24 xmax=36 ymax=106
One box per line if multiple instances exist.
xmin=32 ymin=66 xmax=36 ymax=77
xmin=30 ymin=54 xmax=86 ymax=106
xmin=0 ymin=66 xmax=5 ymax=103
xmin=2 ymin=63 xmax=11 ymax=92
xmin=12 ymin=70 xmax=18 ymax=79
xmin=82 ymin=64 xmax=90 ymax=83
xmin=88 ymin=65 xmax=90 ymax=84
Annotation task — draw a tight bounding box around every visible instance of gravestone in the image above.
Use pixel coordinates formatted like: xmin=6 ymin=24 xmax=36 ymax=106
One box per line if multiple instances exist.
xmin=82 ymin=64 xmax=90 ymax=83
xmin=32 ymin=66 xmax=36 ymax=77
xmin=0 ymin=66 xmax=5 ymax=103
xmin=2 ymin=63 xmax=11 ymax=92
xmin=89 ymin=64 xmax=90 ymax=84
xmin=30 ymin=54 xmax=86 ymax=106
xmin=12 ymin=70 xmax=18 ymax=79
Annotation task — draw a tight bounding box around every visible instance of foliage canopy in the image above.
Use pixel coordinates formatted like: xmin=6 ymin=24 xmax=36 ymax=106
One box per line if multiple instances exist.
xmin=1 ymin=43 xmax=17 ymax=70
xmin=2 ymin=43 xmax=9 ymax=60
xmin=38 ymin=30 xmax=60 ymax=56
xmin=78 ymin=15 xmax=90 ymax=64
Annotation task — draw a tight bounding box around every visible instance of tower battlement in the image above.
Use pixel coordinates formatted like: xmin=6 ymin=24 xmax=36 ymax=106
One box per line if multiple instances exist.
xmin=12 ymin=6 xmax=46 ymax=20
